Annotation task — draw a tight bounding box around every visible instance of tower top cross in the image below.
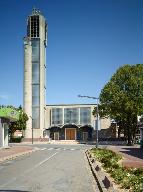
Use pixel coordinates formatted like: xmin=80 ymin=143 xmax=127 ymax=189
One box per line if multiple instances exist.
xmin=32 ymin=7 xmax=41 ymax=15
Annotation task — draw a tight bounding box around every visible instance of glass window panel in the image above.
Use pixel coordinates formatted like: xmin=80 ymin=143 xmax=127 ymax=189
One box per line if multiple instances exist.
xmin=80 ymin=107 xmax=91 ymax=125
xmin=32 ymin=97 xmax=39 ymax=106
xmin=32 ymin=85 xmax=39 ymax=96
xmin=52 ymin=108 xmax=63 ymax=125
xmin=32 ymin=63 xmax=39 ymax=84
xmin=32 ymin=107 xmax=39 ymax=128
xmin=32 ymin=39 xmax=40 ymax=84
xmin=31 ymin=39 xmax=40 ymax=129
xmin=32 ymin=40 xmax=39 ymax=62
xmin=64 ymin=108 xmax=79 ymax=124
xmin=32 ymin=85 xmax=39 ymax=106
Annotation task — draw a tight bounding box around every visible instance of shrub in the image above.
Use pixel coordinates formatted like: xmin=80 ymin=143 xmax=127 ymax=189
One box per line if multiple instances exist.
xmin=10 ymin=137 xmax=22 ymax=143
xmin=111 ymin=167 xmax=126 ymax=183
xmin=91 ymin=148 xmax=143 ymax=192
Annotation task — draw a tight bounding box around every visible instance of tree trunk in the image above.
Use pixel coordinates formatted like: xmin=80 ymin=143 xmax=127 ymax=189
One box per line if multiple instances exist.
xmin=118 ymin=127 xmax=121 ymax=138
xmin=127 ymin=126 xmax=132 ymax=145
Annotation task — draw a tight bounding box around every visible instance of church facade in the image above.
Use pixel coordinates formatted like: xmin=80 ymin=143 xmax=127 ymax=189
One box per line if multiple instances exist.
xmin=44 ymin=104 xmax=112 ymax=141
xmin=23 ymin=9 xmax=114 ymax=142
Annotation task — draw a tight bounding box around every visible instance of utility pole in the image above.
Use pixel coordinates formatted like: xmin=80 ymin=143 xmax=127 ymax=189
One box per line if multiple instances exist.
xmin=78 ymin=95 xmax=100 ymax=148
xmin=30 ymin=116 xmax=33 ymax=144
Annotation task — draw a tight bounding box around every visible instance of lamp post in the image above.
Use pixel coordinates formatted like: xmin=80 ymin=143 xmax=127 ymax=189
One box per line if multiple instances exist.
xmin=30 ymin=116 xmax=33 ymax=144
xmin=78 ymin=95 xmax=100 ymax=148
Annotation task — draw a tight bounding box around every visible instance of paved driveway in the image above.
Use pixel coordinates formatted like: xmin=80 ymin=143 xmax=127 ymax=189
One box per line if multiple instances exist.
xmin=0 ymin=144 xmax=99 ymax=192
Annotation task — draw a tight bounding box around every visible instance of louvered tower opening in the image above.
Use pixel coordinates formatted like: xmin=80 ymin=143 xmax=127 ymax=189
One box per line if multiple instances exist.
xmin=27 ymin=15 xmax=39 ymax=38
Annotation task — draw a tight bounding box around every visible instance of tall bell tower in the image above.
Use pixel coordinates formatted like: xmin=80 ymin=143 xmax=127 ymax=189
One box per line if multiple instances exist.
xmin=24 ymin=8 xmax=47 ymax=139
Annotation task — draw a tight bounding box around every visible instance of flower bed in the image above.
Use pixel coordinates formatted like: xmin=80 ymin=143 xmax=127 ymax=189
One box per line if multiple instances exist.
xmin=91 ymin=148 xmax=143 ymax=192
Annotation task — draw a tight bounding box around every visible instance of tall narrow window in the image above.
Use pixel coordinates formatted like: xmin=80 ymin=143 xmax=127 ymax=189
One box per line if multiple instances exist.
xmin=32 ymin=39 xmax=40 ymax=128
xmin=80 ymin=107 xmax=91 ymax=125
xmin=52 ymin=108 xmax=63 ymax=125
xmin=64 ymin=108 xmax=79 ymax=124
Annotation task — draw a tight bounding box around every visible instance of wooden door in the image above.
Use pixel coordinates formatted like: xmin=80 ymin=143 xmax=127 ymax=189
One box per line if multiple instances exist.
xmin=66 ymin=129 xmax=76 ymax=140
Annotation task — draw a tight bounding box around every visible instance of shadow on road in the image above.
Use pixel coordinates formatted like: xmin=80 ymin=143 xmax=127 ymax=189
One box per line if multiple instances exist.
xmin=120 ymin=147 xmax=143 ymax=159
xmin=0 ymin=190 xmax=30 ymax=192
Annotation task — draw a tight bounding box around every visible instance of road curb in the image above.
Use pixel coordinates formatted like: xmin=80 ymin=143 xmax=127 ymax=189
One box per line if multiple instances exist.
xmin=0 ymin=147 xmax=39 ymax=163
xmin=85 ymin=149 xmax=117 ymax=192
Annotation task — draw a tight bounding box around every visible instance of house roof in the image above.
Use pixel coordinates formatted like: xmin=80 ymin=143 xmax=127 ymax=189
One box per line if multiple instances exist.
xmin=0 ymin=107 xmax=19 ymax=122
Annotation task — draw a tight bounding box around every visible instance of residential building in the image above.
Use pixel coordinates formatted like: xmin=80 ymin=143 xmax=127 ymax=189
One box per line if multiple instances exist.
xmin=0 ymin=107 xmax=19 ymax=147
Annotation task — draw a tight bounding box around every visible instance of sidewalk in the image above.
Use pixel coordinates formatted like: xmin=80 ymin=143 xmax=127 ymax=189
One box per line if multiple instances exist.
xmin=0 ymin=145 xmax=38 ymax=163
xmin=107 ymin=145 xmax=143 ymax=168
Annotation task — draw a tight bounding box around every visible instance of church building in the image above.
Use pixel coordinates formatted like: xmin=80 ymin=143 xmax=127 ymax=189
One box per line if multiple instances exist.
xmin=23 ymin=9 xmax=114 ymax=142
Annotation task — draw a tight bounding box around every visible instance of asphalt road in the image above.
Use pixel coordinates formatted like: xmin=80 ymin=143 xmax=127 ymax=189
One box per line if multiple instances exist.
xmin=0 ymin=144 xmax=99 ymax=192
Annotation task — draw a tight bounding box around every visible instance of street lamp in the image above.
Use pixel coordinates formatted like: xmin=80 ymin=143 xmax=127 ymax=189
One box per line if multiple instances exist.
xmin=78 ymin=95 xmax=100 ymax=148
xmin=29 ymin=116 xmax=33 ymax=144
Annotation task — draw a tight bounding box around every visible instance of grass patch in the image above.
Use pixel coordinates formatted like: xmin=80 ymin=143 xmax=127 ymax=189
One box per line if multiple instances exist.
xmin=91 ymin=148 xmax=143 ymax=192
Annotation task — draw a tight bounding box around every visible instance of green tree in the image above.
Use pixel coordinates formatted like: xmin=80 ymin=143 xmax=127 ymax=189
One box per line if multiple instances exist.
xmin=95 ymin=64 xmax=143 ymax=145
xmin=9 ymin=105 xmax=28 ymax=137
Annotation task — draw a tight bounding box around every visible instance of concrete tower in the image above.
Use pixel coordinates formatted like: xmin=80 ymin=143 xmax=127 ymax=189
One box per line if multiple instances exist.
xmin=24 ymin=8 xmax=47 ymax=139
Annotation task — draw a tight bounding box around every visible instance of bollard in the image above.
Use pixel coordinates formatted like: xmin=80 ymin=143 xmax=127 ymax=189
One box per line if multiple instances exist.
xmin=95 ymin=165 xmax=101 ymax=171
xmin=102 ymin=176 xmax=113 ymax=189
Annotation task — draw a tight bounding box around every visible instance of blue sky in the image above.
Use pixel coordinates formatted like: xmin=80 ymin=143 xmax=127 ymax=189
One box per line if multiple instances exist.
xmin=0 ymin=0 xmax=143 ymax=106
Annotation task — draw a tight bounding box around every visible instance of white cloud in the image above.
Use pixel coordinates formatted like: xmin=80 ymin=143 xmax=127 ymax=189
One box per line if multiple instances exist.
xmin=0 ymin=95 xmax=9 ymax=100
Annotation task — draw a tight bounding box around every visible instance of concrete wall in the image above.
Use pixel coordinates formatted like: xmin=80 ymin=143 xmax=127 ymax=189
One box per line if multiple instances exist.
xmin=23 ymin=37 xmax=32 ymax=138
xmin=0 ymin=119 xmax=3 ymax=147
xmin=0 ymin=118 xmax=9 ymax=147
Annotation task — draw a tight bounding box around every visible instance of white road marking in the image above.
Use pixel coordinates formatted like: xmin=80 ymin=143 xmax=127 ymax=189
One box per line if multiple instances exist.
xmin=46 ymin=148 xmax=78 ymax=151
xmin=25 ymin=152 xmax=59 ymax=173
xmin=41 ymin=148 xmax=47 ymax=151
xmin=55 ymin=148 xmax=61 ymax=150
xmin=47 ymin=148 xmax=53 ymax=150
xmin=0 ymin=152 xmax=59 ymax=189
